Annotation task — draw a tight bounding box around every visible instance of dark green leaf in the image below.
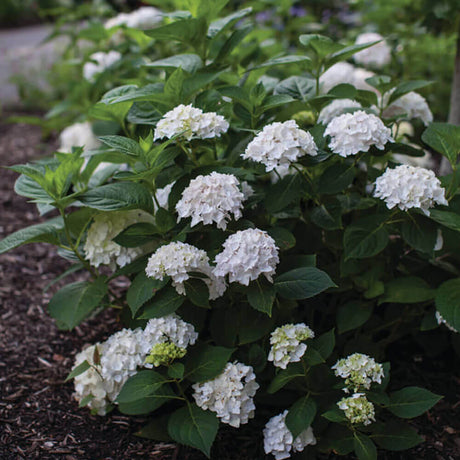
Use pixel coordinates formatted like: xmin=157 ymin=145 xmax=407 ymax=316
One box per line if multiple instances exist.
xmin=140 ymin=287 xmax=185 ymax=319
xmin=401 ymin=216 xmax=438 ymax=253
xmin=118 ymin=384 xmax=175 ymax=415
xmin=387 ymin=387 xmax=442 ymax=418
xmin=114 ymin=222 xmax=159 ymax=248
xmin=116 ymin=370 xmax=167 ymax=403
xmin=185 ymin=344 xmax=234 ymax=383
xmin=268 ymin=227 xmax=296 ymax=251
xmin=354 ymin=432 xmax=377 ymax=460
xmin=99 ymin=135 xmax=144 ymax=157
xmin=274 ymin=76 xmax=315 ymax=101
xmin=429 ymin=209 xmax=460 ymax=232
xmin=286 ymin=396 xmax=317 ymax=438
xmin=127 ymin=272 xmax=168 ymax=317
xmin=435 ymin=278 xmax=460 ymax=331
xmin=337 ymin=301 xmax=373 ymax=333
xmin=372 ymin=421 xmax=423 ymax=451
xmin=344 ymin=217 xmax=389 ymax=260
xmin=247 ymin=279 xmax=276 ymax=316
xmin=304 ymin=329 xmax=335 ymax=365
xmin=318 ymin=163 xmax=356 ymax=195
xmin=267 ymin=362 xmax=305 ymax=394
xmin=379 ymin=277 xmax=434 ymax=304
xmin=184 ymin=278 xmax=210 ymax=308
xmin=422 ymin=122 xmax=460 ymax=165
xmin=65 ymin=360 xmax=90 ymax=382
xmin=146 ymin=54 xmax=203 ymax=73
xmin=265 ymin=174 xmax=305 ymax=213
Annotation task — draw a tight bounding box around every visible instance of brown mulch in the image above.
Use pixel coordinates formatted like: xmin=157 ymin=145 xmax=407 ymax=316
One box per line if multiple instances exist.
xmin=0 ymin=113 xmax=459 ymax=460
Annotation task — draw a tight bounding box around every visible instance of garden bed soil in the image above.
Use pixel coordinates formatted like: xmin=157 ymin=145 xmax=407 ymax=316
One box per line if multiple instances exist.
xmin=0 ymin=113 xmax=459 ymax=459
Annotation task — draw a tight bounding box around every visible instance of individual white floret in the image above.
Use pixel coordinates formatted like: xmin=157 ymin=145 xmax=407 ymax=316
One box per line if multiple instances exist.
xmin=242 ymin=120 xmax=317 ymax=172
xmin=318 ymin=99 xmax=362 ymax=125
xmin=268 ymin=324 xmax=315 ymax=369
xmin=436 ymin=311 xmax=458 ymax=333
xmin=353 ymin=33 xmax=391 ymax=68
xmin=263 ymin=410 xmax=316 ymax=460
xmin=84 ymin=210 xmax=154 ymax=269
xmin=59 ymin=122 xmax=101 ymax=153
xmin=373 ymin=165 xmax=448 ymax=215
xmin=176 ymin=172 xmax=245 ymax=230
xmin=214 ymin=229 xmax=280 ymax=285
xmin=324 ymin=110 xmax=393 ymax=157
xmin=338 ymin=393 xmax=376 ymax=425
xmin=154 ymin=104 xmax=229 ymax=141
xmin=145 ymin=241 xmax=226 ymax=299
xmin=332 ymin=353 xmax=384 ymax=393
xmin=83 ymin=51 xmax=121 ymax=82
xmin=320 ymin=62 xmax=356 ymax=94
xmin=383 ymin=92 xmax=433 ymax=126
xmin=72 ymin=344 xmax=108 ymax=415
xmin=192 ymin=362 xmax=259 ymax=427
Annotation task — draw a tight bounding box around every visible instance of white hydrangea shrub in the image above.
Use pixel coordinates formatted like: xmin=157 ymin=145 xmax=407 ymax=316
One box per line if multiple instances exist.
xmin=373 ymin=165 xmax=448 ymax=215
xmin=176 ymin=172 xmax=245 ymax=230
xmin=214 ymin=228 xmax=280 ymax=285
xmin=268 ymin=323 xmax=315 ymax=369
xmin=318 ymin=99 xmax=362 ymax=125
xmin=154 ymin=104 xmax=229 ymax=141
xmin=192 ymin=362 xmax=259 ymax=427
xmin=337 ymin=393 xmax=376 ymax=425
xmin=324 ymin=110 xmax=393 ymax=157
xmin=242 ymin=120 xmax=318 ymax=172
xmin=353 ymin=32 xmax=391 ymax=68
xmin=84 ymin=210 xmax=154 ymax=269
xmin=83 ymin=51 xmax=122 ymax=82
xmin=263 ymin=410 xmax=316 ymax=460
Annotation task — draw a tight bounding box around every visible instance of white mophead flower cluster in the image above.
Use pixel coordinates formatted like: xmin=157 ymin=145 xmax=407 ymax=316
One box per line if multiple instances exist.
xmin=353 ymin=32 xmax=391 ymax=68
xmin=263 ymin=410 xmax=317 ymax=460
xmin=319 ymin=63 xmax=376 ymax=94
xmin=154 ymin=104 xmax=229 ymax=141
xmin=176 ymin=172 xmax=245 ymax=230
xmin=383 ymin=91 xmax=433 ymax=126
xmin=373 ymin=165 xmax=448 ymax=215
xmin=242 ymin=120 xmax=318 ymax=172
xmin=436 ymin=311 xmax=458 ymax=333
xmin=142 ymin=314 xmax=199 ymax=355
xmin=83 ymin=51 xmax=122 ymax=82
xmin=338 ymin=393 xmax=376 ymax=425
xmin=59 ymin=122 xmax=101 ymax=153
xmin=145 ymin=241 xmax=226 ymax=299
xmin=214 ymin=228 xmax=280 ymax=285
xmin=84 ymin=210 xmax=154 ymax=269
xmin=105 ymin=7 xmax=162 ymax=30
xmin=192 ymin=362 xmax=259 ymax=427
xmin=332 ymin=353 xmax=384 ymax=393
xmin=324 ymin=110 xmax=393 ymax=157
xmin=268 ymin=323 xmax=315 ymax=369
xmin=318 ymin=99 xmax=362 ymax=125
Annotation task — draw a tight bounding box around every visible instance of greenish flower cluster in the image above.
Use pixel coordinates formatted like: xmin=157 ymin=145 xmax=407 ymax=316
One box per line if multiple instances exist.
xmin=145 ymin=342 xmax=186 ymax=368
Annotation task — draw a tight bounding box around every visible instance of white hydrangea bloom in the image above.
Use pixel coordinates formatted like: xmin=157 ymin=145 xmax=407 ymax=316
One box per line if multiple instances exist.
xmin=214 ymin=228 xmax=280 ymax=285
xmin=154 ymin=104 xmax=229 ymax=141
xmin=320 ymin=62 xmax=356 ymax=93
xmin=242 ymin=120 xmax=317 ymax=172
xmin=59 ymin=122 xmax=101 ymax=153
xmin=383 ymin=92 xmax=433 ymax=126
xmin=324 ymin=110 xmax=393 ymax=157
xmin=241 ymin=181 xmax=255 ymax=200
xmin=192 ymin=362 xmax=259 ymax=427
xmin=83 ymin=51 xmax=121 ymax=82
xmin=268 ymin=324 xmax=315 ymax=369
xmin=353 ymin=33 xmax=391 ymax=68
xmin=332 ymin=353 xmax=384 ymax=393
xmin=145 ymin=241 xmax=226 ymax=299
xmin=373 ymin=165 xmax=448 ymax=215
xmin=72 ymin=344 xmax=108 ymax=415
xmin=338 ymin=393 xmax=376 ymax=425
xmin=318 ymin=99 xmax=362 ymax=125
xmin=436 ymin=311 xmax=458 ymax=333
xmin=104 ymin=12 xmax=131 ymax=29
xmin=176 ymin=172 xmax=245 ymax=230
xmin=100 ymin=328 xmax=146 ymax=400
xmin=352 ymin=68 xmax=377 ymax=92
xmin=84 ymin=210 xmax=154 ymax=269
xmin=126 ymin=7 xmax=162 ymax=29
xmin=154 ymin=182 xmax=174 ymax=211
xmin=392 ymin=152 xmax=435 ymax=170
xmin=263 ymin=410 xmax=317 ymax=460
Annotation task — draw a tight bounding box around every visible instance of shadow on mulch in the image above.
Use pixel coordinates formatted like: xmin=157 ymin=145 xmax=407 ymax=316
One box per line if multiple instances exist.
xmin=0 ymin=113 xmax=459 ymax=460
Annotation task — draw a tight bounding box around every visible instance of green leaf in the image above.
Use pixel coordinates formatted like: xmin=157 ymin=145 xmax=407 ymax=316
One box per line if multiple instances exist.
xmin=116 ymin=370 xmax=167 ymax=403
xmin=247 ymin=279 xmax=276 ymax=316
xmin=311 ymin=201 xmax=343 ymax=230
xmin=0 ymin=217 xmax=63 ymax=254
xmin=168 ymin=404 xmax=218 ymax=458
xmin=286 ymin=396 xmax=317 ymax=438
xmin=274 ymin=76 xmax=315 ymax=101
xmin=344 ymin=216 xmax=389 ymax=260
xmin=207 ymin=8 xmax=252 ymax=38
xmin=429 ymin=209 xmax=460 ymax=232
xmin=354 ymin=432 xmax=377 ymax=460
xmin=127 ymin=272 xmax=168 ymax=317
xmin=146 ymin=54 xmax=203 ymax=73
xmin=422 ymin=122 xmax=460 ymax=165
xmin=155 ymin=208 xmax=176 ymax=233
xmin=114 ymin=222 xmax=159 ymax=248
xmin=275 ymin=267 xmax=336 ymax=300
xmin=136 ymin=415 xmax=172 ymax=441
xmin=304 ymin=329 xmax=335 ymax=365
xmin=268 ymin=227 xmax=296 ymax=251
xmin=146 ymin=18 xmax=206 ymax=44
xmin=78 ymin=394 xmax=95 ymax=408
xmin=265 ymin=174 xmax=305 ymax=213
xmin=389 ymin=80 xmax=433 ymax=104
xmin=386 ymin=386 xmax=442 ymax=418
xmin=184 ymin=278 xmax=210 ymax=308
xmin=401 ymin=215 xmax=438 ymax=254
xmin=65 ymin=360 xmax=90 ymax=382
xmin=79 ymin=183 xmax=154 ymax=213
xmin=267 ymin=362 xmax=305 ymax=394
xmin=185 ymin=344 xmax=234 ymax=383
xmin=140 ymin=287 xmax=185 ymax=319
xmin=372 ymin=421 xmax=423 ymax=451
xmin=337 ymin=301 xmax=373 ymax=333
xmin=435 ymin=278 xmax=460 ymax=331
xmin=318 ymin=163 xmax=356 ymax=195
xmin=379 ymin=277 xmax=434 ymax=304
xmin=327 ymin=40 xmax=381 ymax=66
xmin=322 ymin=406 xmax=347 ymax=422
xmin=164 ymin=67 xmax=185 ymax=102
xmin=251 ymin=55 xmax=311 ymax=71
xmin=48 ymin=278 xmax=108 ymax=330
xmin=98 ymin=135 xmax=144 ymax=157
xmin=299 ymin=34 xmax=343 ymax=57
xmin=118 ymin=384 xmax=175 ymax=415
xmin=168 ymin=363 xmax=185 ymax=379
xmin=214 ymin=25 xmax=252 ymax=63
